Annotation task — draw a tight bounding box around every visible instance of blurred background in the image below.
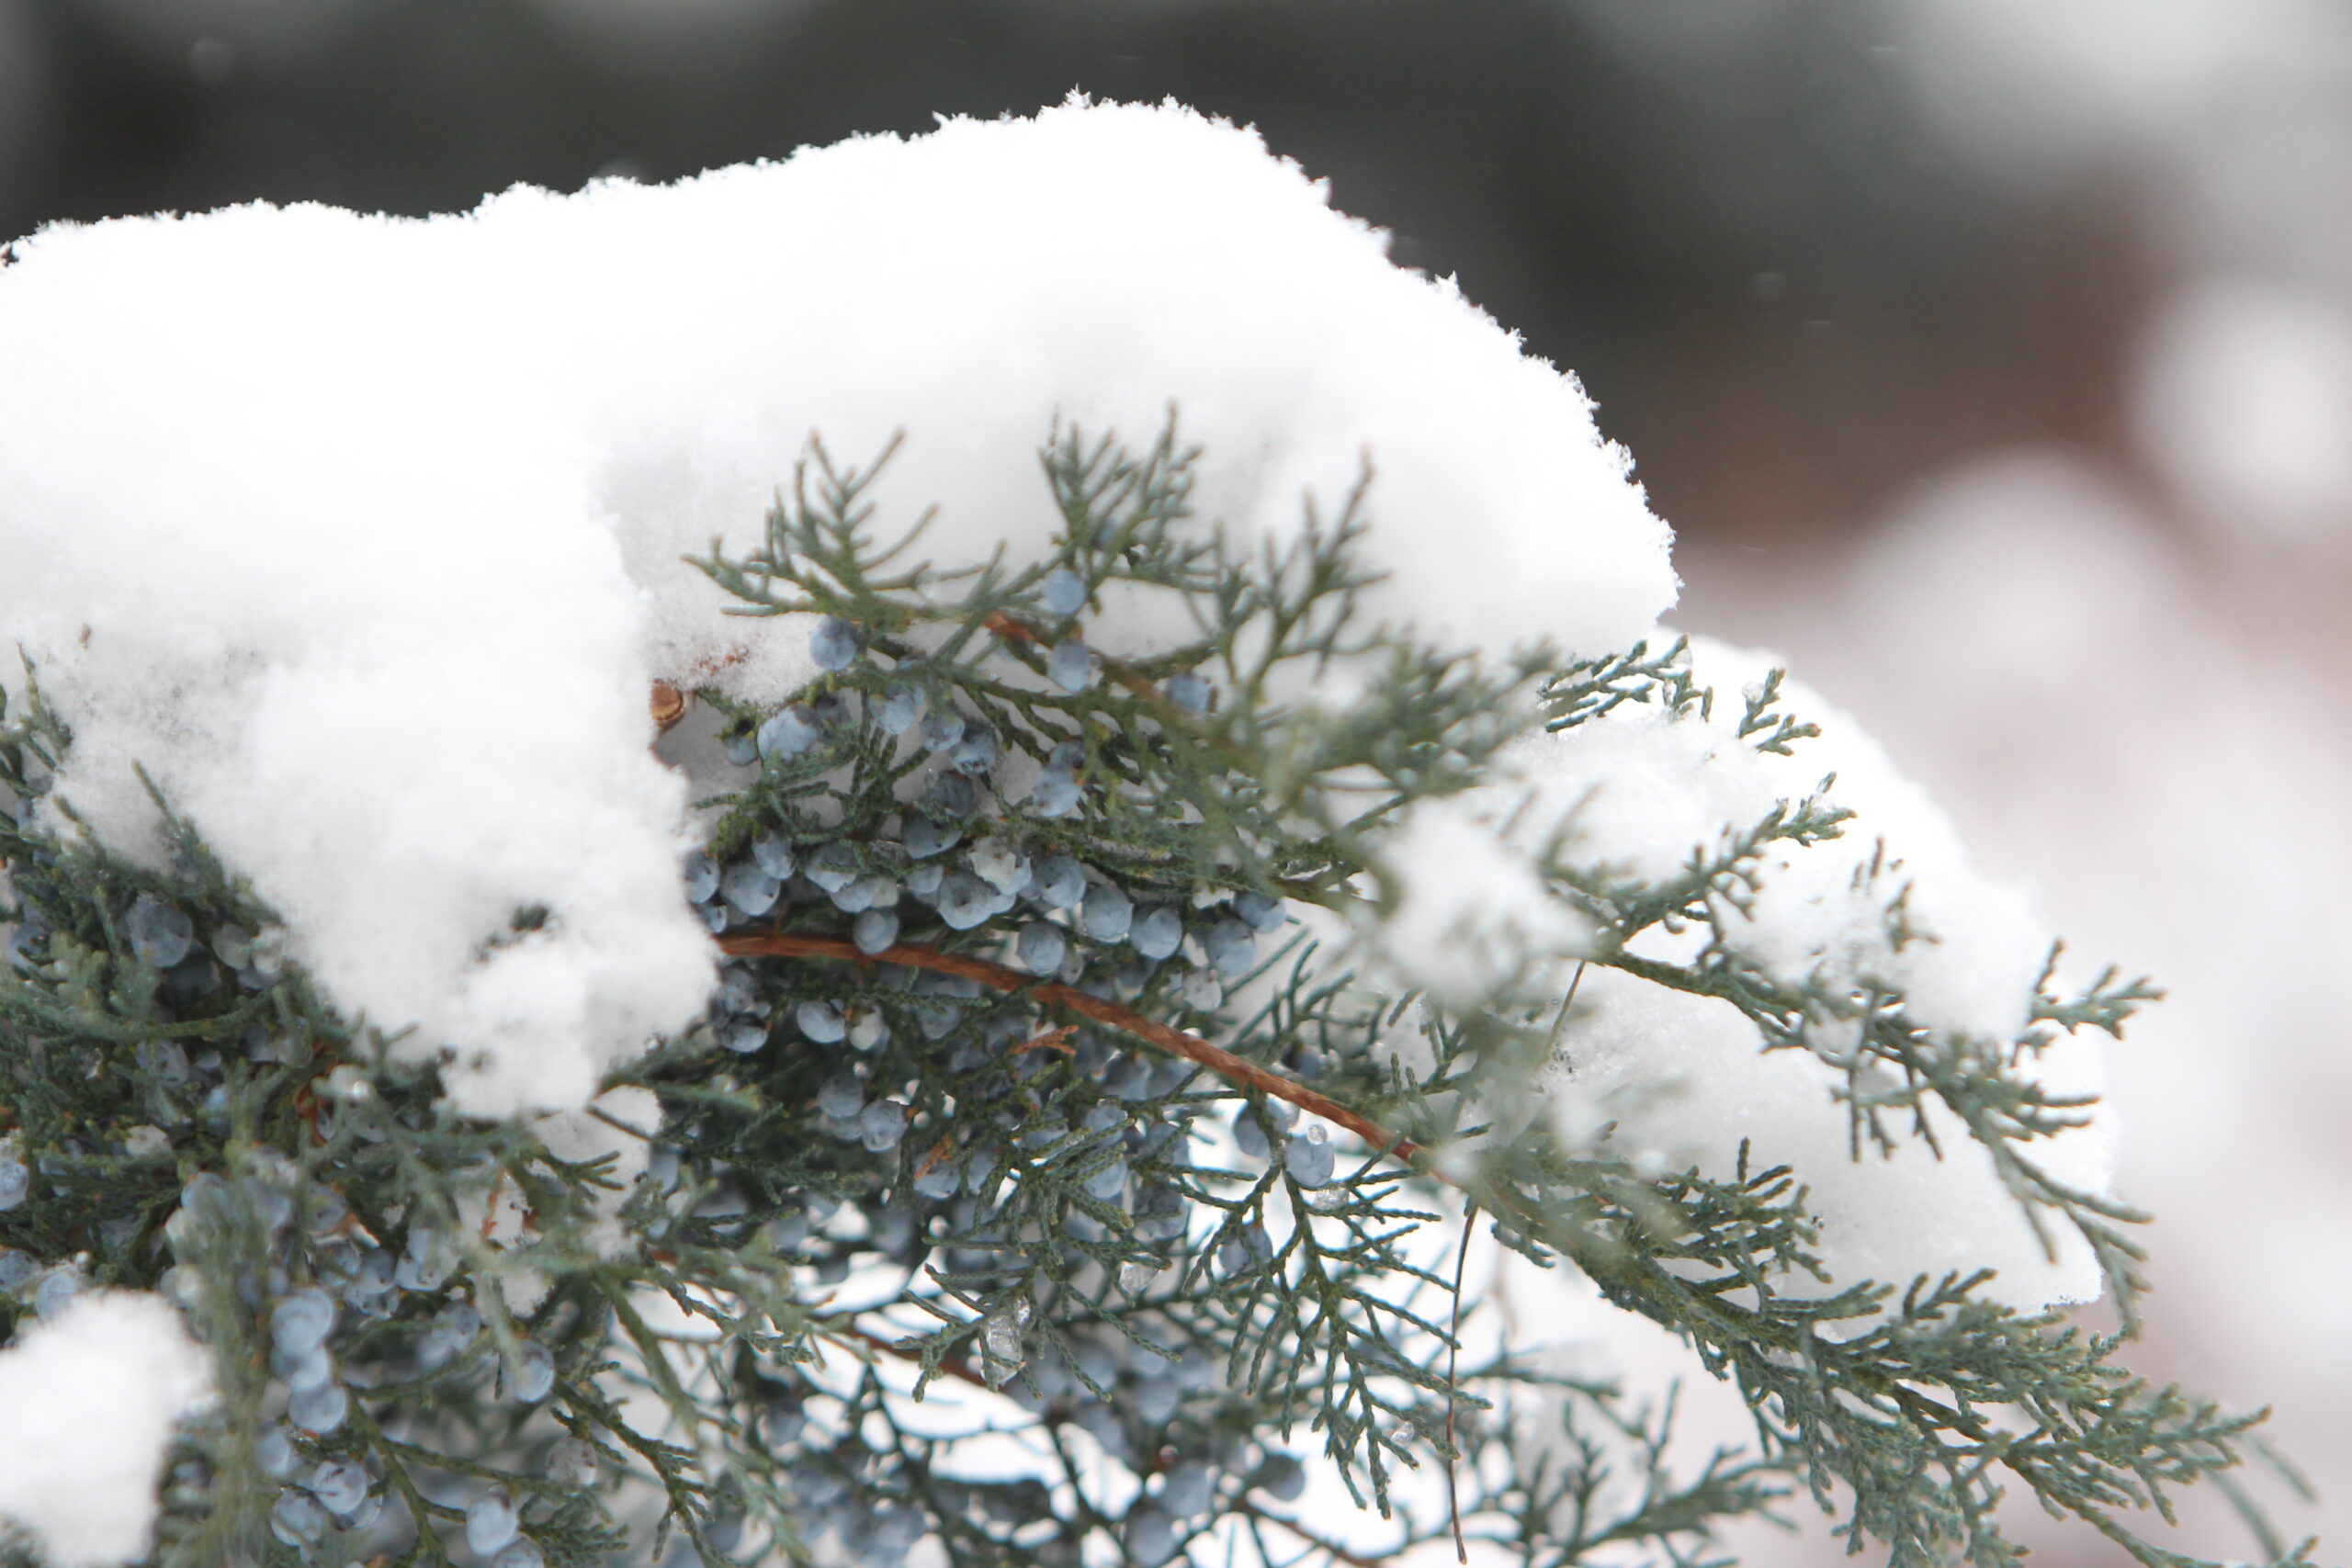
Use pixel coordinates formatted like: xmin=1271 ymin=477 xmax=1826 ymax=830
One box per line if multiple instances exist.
xmin=3 ymin=0 xmax=2346 ymax=1560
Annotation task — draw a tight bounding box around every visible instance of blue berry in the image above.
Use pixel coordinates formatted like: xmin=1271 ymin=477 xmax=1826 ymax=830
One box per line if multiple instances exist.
xmin=1081 ymin=1158 xmax=1129 ymax=1201
xmin=797 ymin=999 xmax=846 ymax=1043
xmin=0 ymin=1157 xmax=26 ymax=1213
xmin=466 ymin=1488 xmax=521 ymax=1554
xmin=919 ymin=712 xmax=967 ymax=753
xmin=548 ymin=1437 xmax=601 ymax=1487
xmin=715 ymin=964 xmax=759 ymax=1013
xmin=33 ymin=1269 xmax=80 ymax=1320
xmin=271 ymin=1289 xmax=335 ymax=1357
xmin=911 ymin=1159 xmax=961 ymax=1201
xmin=1126 ymin=1506 xmax=1179 ymax=1567
xmin=288 ymin=1379 xmax=349 ymax=1435
xmin=858 ymin=1100 xmax=910 ymax=1152
xmin=849 ymin=1011 xmax=891 ymax=1052
xmin=1105 ymin=1055 xmax=1156 ymax=1101
xmin=1204 ymin=919 xmax=1257 ymax=978
xmin=1046 ymin=637 xmax=1099 ymax=693
xmin=1042 ymin=567 xmax=1088 ymax=615
xmin=682 ymin=851 xmax=719 ymax=906
xmin=719 ymin=1019 xmax=768 ymax=1055
xmin=902 ymin=817 xmax=959 ymax=861
xmin=0 ymin=1248 xmax=29 ymax=1289
xmin=721 ymin=860 xmax=781 ymax=919
xmin=837 ymin=874 xmax=899 ymax=914
xmin=757 ymin=704 xmax=822 ymax=762
xmin=874 ymin=684 xmax=925 ymax=735
xmin=936 ymin=871 xmax=996 ymax=931
xmin=255 ymin=1425 xmax=297 ymax=1478
xmin=1163 ymin=672 xmax=1212 ymax=715
xmin=810 ymin=615 xmax=859 ymax=671
xmin=395 ymin=1225 xmax=458 ymax=1293
xmin=271 ymin=1488 xmax=330 ymax=1547
xmin=932 ymin=778 xmax=981 ymax=824
xmin=1034 ymin=854 xmax=1087 ymax=910
xmin=1015 ymin=921 xmax=1067 ymax=976
xmin=1218 ymin=1224 xmax=1274 ymax=1277
xmin=1080 ymin=884 xmax=1132 ymax=943
xmin=949 ymin=726 xmax=1002 ymax=777
xmin=506 ymin=1342 xmax=556 ymax=1404
xmin=210 ymin=924 xmax=254 ymax=969
xmin=1284 ymin=1124 xmax=1336 ymax=1188
xmin=125 ymin=893 xmax=195 ymax=969
xmin=1157 ymin=1457 xmax=1213 ymax=1523
xmin=722 ymin=728 xmax=760 ymax=766
xmin=307 ymin=1458 xmax=370 ymax=1517
xmin=1133 ymin=906 xmax=1183 ymax=961
xmin=1234 ymin=891 xmax=1284 ymax=932
xmin=854 ymin=908 xmax=900 ymax=955
xmin=752 ymin=834 xmax=797 ymax=880
xmin=805 ymin=843 xmax=857 ymax=894
xmin=1257 ymin=1452 xmax=1307 ymax=1502
xmin=818 ymin=1075 xmax=865 ymax=1121
xmin=1027 ymin=768 xmax=1081 ymax=818
xmin=492 ymin=1540 xmax=547 ymax=1568
xmin=1133 ymin=1372 xmax=1182 ymax=1423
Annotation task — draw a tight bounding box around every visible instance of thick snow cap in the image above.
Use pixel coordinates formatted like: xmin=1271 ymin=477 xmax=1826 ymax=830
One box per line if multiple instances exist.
xmin=0 ymin=97 xmax=1677 ymax=1113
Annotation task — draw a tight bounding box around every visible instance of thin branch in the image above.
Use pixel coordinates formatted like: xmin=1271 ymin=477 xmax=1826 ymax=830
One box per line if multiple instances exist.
xmin=1235 ymin=1497 xmax=1396 ymax=1568
xmin=718 ymin=932 xmax=1432 ymax=1169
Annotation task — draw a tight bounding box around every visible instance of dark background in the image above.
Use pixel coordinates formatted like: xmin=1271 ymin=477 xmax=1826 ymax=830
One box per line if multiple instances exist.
xmin=0 ymin=0 xmax=2150 ymax=551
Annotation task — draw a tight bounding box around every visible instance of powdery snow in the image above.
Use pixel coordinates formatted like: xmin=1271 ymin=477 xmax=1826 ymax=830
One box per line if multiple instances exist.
xmin=1545 ymin=966 xmax=2106 ymax=1312
xmin=0 ymin=96 xmax=1675 ymax=1114
xmin=0 ymin=1292 xmax=214 ymax=1566
xmin=1370 ymin=794 xmax=1593 ymax=1003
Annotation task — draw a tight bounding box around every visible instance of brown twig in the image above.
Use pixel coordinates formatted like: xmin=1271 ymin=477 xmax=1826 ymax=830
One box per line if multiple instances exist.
xmin=717 ymin=932 xmax=1432 ymax=1171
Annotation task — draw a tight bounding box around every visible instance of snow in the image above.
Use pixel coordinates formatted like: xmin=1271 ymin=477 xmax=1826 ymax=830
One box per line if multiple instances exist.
xmin=1396 ymin=635 xmax=2053 ymax=1046
xmin=1370 ymin=793 xmax=1592 ymax=1002
xmin=0 ymin=96 xmax=1674 ymax=1114
xmin=1680 ymin=448 xmax=2352 ymax=1551
xmin=1365 ymin=625 xmax=2097 ymax=1304
xmin=1546 ymin=965 xmax=2105 ymax=1311
xmin=0 ymin=1292 xmax=213 ymax=1567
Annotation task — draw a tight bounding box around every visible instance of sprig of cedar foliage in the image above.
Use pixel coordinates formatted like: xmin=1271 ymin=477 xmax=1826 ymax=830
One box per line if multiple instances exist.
xmin=0 ymin=420 xmax=2306 ymax=1568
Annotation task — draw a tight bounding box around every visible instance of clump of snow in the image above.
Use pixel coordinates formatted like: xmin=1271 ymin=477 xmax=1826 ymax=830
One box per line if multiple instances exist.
xmin=0 ymin=1292 xmax=214 ymax=1566
xmin=1546 ymin=965 xmax=2106 ymax=1311
xmin=1370 ymin=794 xmax=1593 ymax=1001
xmin=1452 ymin=634 xmax=2102 ymax=1305
xmin=532 ymin=1085 xmax=662 ymax=1256
xmin=0 ymin=96 xmax=1674 ymax=1114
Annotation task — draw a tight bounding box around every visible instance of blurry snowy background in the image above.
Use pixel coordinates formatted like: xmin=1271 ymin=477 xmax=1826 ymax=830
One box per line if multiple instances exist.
xmin=3 ymin=0 xmax=2346 ymax=1559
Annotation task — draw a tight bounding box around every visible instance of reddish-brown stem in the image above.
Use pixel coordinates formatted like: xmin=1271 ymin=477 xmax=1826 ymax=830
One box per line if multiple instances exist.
xmin=717 ymin=932 xmax=1432 ymax=1171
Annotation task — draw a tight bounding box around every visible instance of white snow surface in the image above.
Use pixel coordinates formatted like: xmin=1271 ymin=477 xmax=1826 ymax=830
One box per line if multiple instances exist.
xmin=1367 ymin=629 xmax=2098 ymax=1307
xmin=0 ymin=96 xmax=1675 ymax=1114
xmin=1370 ymin=794 xmax=1593 ymax=1003
xmin=1387 ymin=636 xmax=2052 ymax=1045
xmin=0 ymin=1292 xmax=214 ymax=1566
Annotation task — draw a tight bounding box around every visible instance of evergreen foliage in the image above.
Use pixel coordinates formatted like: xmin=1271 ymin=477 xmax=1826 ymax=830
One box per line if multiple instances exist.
xmin=0 ymin=423 xmax=2308 ymax=1568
